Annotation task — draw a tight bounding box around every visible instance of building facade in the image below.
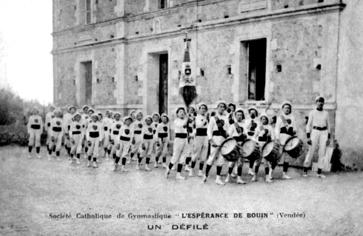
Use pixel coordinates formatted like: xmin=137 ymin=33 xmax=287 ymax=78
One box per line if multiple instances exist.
xmin=52 ymin=0 xmax=363 ymax=167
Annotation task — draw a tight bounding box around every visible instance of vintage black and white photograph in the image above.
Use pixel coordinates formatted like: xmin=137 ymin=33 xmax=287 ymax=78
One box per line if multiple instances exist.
xmin=0 ymin=0 xmax=363 ymax=235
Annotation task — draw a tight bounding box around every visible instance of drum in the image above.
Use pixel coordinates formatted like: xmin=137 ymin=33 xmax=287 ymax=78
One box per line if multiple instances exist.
xmin=241 ymin=139 xmax=261 ymax=161
xmin=220 ymin=138 xmax=240 ymax=162
xmin=283 ymin=136 xmax=303 ymax=158
xmin=262 ymin=142 xmax=281 ymax=163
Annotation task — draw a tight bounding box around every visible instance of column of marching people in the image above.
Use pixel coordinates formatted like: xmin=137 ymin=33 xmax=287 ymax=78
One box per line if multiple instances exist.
xmin=26 ymin=96 xmax=331 ymax=185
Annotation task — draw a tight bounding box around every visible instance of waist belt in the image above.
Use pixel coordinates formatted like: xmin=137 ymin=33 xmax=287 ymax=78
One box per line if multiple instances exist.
xmin=143 ymin=134 xmax=153 ymax=140
xmin=158 ymin=133 xmax=168 ymax=138
xmin=30 ymin=124 xmax=41 ymax=130
xmin=196 ymin=128 xmax=207 ymax=136
xmin=104 ymin=127 xmax=108 ymax=131
xmin=89 ymin=131 xmax=99 ymax=138
xmin=134 ymin=130 xmax=142 ymax=135
xmin=258 ymin=136 xmax=270 ymax=142
xmin=175 ymin=133 xmax=188 ymax=139
xmin=280 ymin=127 xmax=294 ymax=135
xmin=212 ymin=130 xmax=223 ymax=136
xmin=120 ymin=136 xmax=131 ymax=141
xmin=72 ymin=131 xmax=81 ymax=135
xmin=52 ymin=127 xmax=62 ymax=132
xmin=313 ymin=126 xmax=327 ymax=131
xmin=113 ymin=131 xmax=119 ymax=135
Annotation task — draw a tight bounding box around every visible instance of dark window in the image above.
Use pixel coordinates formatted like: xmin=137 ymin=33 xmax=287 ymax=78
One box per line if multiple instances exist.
xmin=242 ymin=38 xmax=267 ymax=101
xmin=159 ymin=0 xmax=167 ymax=9
xmin=81 ymin=61 xmax=92 ymax=105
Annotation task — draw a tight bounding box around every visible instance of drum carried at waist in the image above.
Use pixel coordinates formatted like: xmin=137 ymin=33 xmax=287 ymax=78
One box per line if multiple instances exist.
xmin=241 ymin=139 xmax=261 ymax=162
xmin=262 ymin=141 xmax=281 ymax=163
xmin=283 ymin=136 xmax=303 ymax=158
xmin=220 ymin=138 xmax=241 ymax=162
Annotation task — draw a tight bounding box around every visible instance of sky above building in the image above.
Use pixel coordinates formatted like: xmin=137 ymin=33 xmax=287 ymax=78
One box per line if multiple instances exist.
xmin=0 ymin=0 xmax=53 ymax=104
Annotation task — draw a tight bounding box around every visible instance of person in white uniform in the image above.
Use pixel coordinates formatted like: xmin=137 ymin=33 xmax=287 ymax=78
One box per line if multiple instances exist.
xmin=303 ymin=96 xmax=331 ymax=178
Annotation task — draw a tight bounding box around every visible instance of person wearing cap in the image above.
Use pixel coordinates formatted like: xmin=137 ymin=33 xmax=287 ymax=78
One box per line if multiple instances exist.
xmin=151 ymin=112 xmax=161 ymax=165
xmin=252 ymin=113 xmax=275 ymax=183
xmin=85 ymin=113 xmax=104 ymax=168
xmin=27 ymin=108 xmax=44 ymax=158
xmin=130 ymin=111 xmax=144 ymax=162
xmin=129 ymin=110 xmax=137 ymax=121
xmin=154 ymin=113 xmax=170 ymax=168
xmin=275 ymin=101 xmax=297 ymax=180
xmin=137 ymin=115 xmax=154 ymax=171
xmin=225 ymin=108 xmax=247 ymax=184
xmin=45 ymin=105 xmax=56 ymax=153
xmin=184 ymin=106 xmax=196 ymax=173
xmin=114 ymin=116 xmax=133 ymax=172
xmin=227 ymin=103 xmax=237 ymax=125
xmin=165 ymin=107 xmax=189 ymax=180
xmin=303 ymin=96 xmax=331 ymax=178
xmin=244 ymin=106 xmax=260 ymax=176
xmin=203 ymin=100 xmax=229 ymax=185
xmin=189 ymin=103 xmax=209 ymax=177
xmin=109 ymin=112 xmax=123 ymax=161
xmin=102 ymin=110 xmax=113 ymax=159
xmin=63 ymin=105 xmax=77 ymax=158
xmin=69 ymin=113 xmax=84 ymax=164
xmin=49 ymin=109 xmax=64 ymax=160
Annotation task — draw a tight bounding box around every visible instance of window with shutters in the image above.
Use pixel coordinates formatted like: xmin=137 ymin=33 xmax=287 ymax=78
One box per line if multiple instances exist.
xmin=85 ymin=0 xmax=92 ymax=24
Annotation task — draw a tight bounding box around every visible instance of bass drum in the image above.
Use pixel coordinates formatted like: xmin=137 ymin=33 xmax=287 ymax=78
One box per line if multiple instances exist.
xmin=262 ymin=142 xmax=281 ymax=163
xmin=241 ymin=139 xmax=261 ymax=162
xmin=283 ymin=136 xmax=304 ymax=158
xmin=220 ymin=138 xmax=240 ymax=162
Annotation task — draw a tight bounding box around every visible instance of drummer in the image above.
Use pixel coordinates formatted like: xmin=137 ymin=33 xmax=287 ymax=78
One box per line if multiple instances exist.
xmin=225 ymin=108 xmax=247 ymax=184
xmin=275 ymin=101 xmax=297 ymax=180
xmin=203 ymin=100 xmax=229 ymax=185
xmin=245 ymin=106 xmax=260 ymax=176
xmin=253 ymin=114 xmax=275 ymax=183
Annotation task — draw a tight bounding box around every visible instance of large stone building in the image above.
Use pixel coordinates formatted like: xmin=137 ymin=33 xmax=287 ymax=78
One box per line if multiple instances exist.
xmin=52 ymin=0 xmax=363 ymax=167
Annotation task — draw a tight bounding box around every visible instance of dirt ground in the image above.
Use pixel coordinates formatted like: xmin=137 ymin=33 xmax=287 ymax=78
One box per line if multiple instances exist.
xmin=0 ymin=145 xmax=362 ymax=236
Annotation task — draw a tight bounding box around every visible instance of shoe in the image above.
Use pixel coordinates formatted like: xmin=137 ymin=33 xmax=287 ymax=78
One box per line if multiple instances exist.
xmin=165 ymin=169 xmax=170 ymax=179
xmin=176 ymin=173 xmax=185 ymax=180
xmin=76 ymin=159 xmax=80 ymax=165
xmin=136 ymin=164 xmax=140 ymax=170
xmin=47 ymin=154 xmax=52 ymax=160
xmin=188 ymin=169 xmax=194 ymax=177
xmin=37 ymin=154 xmax=41 ymax=159
xmin=121 ymin=166 xmax=129 ymax=172
xmin=265 ymin=177 xmax=273 ymax=183
xmin=302 ymin=172 xmax=308 ymax=177
xmin=154 ymin=162 xmax=158 ymax=168
xmin=28 ymin=154 xmax=32 ymax=159
xmin=145 ymin=165 xmax=151 ymax=171
xmin=317 ymin=174 xmax=326 ymax=178
xmin=231 ymin=173 xmax=237 ymax=178
xmin=185 ymin=165 xmax=191 ymax=172
xmin=87 ymin=161 xmax=91 ymax=167
xmin=202 ymin=175 xmax=207 ymax=183
xmin=251 ymin=175 xmax=257 ymax=182
xmin=282 ymin=173 xmax=292 ymax=180
xmin=92 ymin=162 xmax=98 ymax=168
xmin=113 ymin=165 xmax=119 ymax=171
xmin=248 ymin=168 xmax=255 ymax=176
xmin=162 ymin=163 xmax=168 ymax=169
xmin=126 ymin=159 xmax=131 ymax=164
xmin=237 ymin=177 xmax=246 ymax=184
xmin=198 ymin=170 xmax=203 ymax=177
xmin=215 ymin=177 xmax=225 ymax=185
xmin=225 ymin=175 xmax=231 ymax=183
